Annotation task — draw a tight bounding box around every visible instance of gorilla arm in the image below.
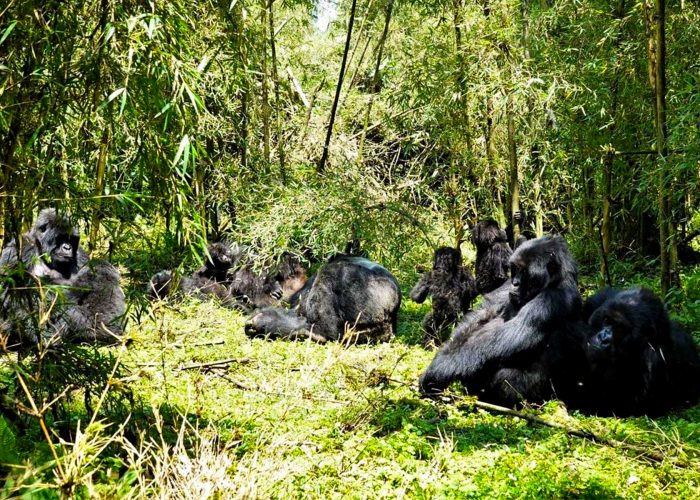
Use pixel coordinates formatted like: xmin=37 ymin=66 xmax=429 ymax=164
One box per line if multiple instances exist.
xmin=51 ymin=261 xmax=126 ymax=344
xmin=409 ymin=272 xmax=432 ymax=303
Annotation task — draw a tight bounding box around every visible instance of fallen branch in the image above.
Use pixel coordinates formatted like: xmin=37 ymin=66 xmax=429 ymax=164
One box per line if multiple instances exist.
xmin=456 ymin=397 xmax=676 ymax=466
xmin=177 ymin=358 xmax=249 ymax=371
xmin=171 ymin=338 xmax=226 ymax=348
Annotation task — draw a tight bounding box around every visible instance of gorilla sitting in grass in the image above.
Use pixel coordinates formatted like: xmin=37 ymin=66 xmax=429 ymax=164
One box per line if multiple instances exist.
xmin=419 ymin=236 xmax=589 ymax=407
xmin=245 ymin=256 xmax=401 ymax=343
xmin=582 ymin=287 xmax=700 ymax=416
xmin=0 ymin=208 xmax=126 ymax=347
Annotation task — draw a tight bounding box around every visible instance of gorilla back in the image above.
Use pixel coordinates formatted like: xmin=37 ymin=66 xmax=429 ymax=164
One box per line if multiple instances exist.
xmin=299 ymin=257 xmax=401 ymax=342
xmin=247 ymin=257 xmax=401 ymax=343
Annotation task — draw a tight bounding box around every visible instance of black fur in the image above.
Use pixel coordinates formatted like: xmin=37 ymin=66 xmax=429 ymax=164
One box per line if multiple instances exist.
xmin=246 ymin=256 xmax=401 ymax=343
xmin=270 ymin=252 xmax=308 ymax=303
xmin=583 ymin=287 xmax=700 ymax=416
xmin=0 ymin=208 xmax=125 ymax=346
xmin=419 ymin=236 xmax=588 ymax=407
xmin=410 ymin=247 xmax=477 ymax=347
xmin=148 ymin=242 xmax=236 ymax=304
xmin=472 ymin=220 xmax=512 ymax=294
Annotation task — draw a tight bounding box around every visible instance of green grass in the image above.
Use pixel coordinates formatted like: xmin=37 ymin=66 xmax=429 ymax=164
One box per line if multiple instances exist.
xmin=4 ymin=282 xmax=700 ymax=498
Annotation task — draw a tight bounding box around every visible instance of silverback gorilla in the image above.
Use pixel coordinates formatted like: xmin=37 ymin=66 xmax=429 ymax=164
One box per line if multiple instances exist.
xmin=245 ymin=256 xmax=401 ymax=343
xmin=410 ymin=247 xmax=477 ymax=347
xmin=419 ymin=236 xmax=588 ymax=407
xmin=0 ymin=209 xmax=126 ymax=346
xmin=583 ymin=287 xmax=700 ymax=416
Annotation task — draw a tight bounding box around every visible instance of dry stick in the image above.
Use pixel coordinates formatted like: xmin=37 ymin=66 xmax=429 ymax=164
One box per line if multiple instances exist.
xmin=457 ymin=398 xmax=675 ymax=465
xmin=176 ymin=358 xmax=248 ymax=371
xmin=171 ymin=338 xmax=226 ymax=348
xmin=214 ymin=371 xmax=347 ymax=405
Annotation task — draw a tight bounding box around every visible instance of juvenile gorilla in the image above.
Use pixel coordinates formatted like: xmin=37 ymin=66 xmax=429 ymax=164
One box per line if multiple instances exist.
xmin=246 ymin=256 xmax=401 ymax=343
xmin=472 ymin=220 xmax=513 ymax=295
xmin=271 ymin=251 xmax=308 ymax=303
xmin=0 ymin=208 xmax=125 ymax=346
xmin=148 ymin=242 xmax=235 ymax=304
xmin=583 ymin=287 xmax=700 ymax=416
xmin=419 ymin=236 xmax=589 ymax=407
xmin=410 ymin=247 xmax=477 ymax=347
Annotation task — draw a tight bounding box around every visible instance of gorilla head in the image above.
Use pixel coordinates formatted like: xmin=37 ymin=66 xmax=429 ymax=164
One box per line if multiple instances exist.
xmin=471 ymin=220 xmax=512 ymax=295
xmin=201 ymin=242 xmax=235 ymax=281
xmin=508 ymin=235 xmax=577 ymax=308
xmin=472 ymin=219 xmax=508 ymax=250
xmin=433 ymin=247 xmax=461 ymax=273
xmin=586 ymin=288 xmax=670 ymax=370
xmin=583 ymin=287 xmax=700 ymax=415
xmin=27 ymin=209 xmax=82 ymax=278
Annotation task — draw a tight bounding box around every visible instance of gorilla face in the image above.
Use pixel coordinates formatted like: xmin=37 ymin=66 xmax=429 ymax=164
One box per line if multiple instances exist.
xmin=587 ymin=288 xmax=669 ymax=362
xmin=433 ymin=247 xmax=461 ymax=273
xmin=30 ymin=209 xmax=80 ymax=271
xmin=508 ymin=236 xmax=575 ymax=307
xmin=205 ymin=242 xmax=234 ymax=272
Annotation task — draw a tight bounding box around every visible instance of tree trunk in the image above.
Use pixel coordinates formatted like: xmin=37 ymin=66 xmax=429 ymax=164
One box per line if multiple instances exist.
xmin=318 ymin=0 xmax=358 ymax=174
xmin=644 ymin=0 xmax=676 ymax=294
xmin=506 ymin=95 xmax=520 ymax=244
xmin=601 ymin=0 xmax=626 ymax=281
xmin=359 ymin=0 xmax=394 ymax=163
xmin=261 ymin=0 xmax=271 ymax=167
xmin=268 ymin=0 xmax=286 ymax=183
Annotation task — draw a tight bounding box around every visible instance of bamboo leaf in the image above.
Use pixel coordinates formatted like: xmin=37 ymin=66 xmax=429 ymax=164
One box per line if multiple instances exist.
xmin=173 ymin=134 xmax=190 ymax=170
xmin=0 ymin=21 xmax=17 ymax=47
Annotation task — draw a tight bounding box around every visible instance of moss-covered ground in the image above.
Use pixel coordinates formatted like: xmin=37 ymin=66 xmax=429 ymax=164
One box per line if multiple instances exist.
xmin=102 ymin=293 xmax=700 ymax=499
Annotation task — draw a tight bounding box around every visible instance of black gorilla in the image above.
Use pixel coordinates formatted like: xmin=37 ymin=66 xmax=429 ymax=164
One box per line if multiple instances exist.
xmin=419 ymin=236 xmax=588 ymax=407
xmin=472 ymin=220 xmax=513 ymax=295
xmin=148 ymin=242 xmax=235 ymax=303
xmin=410 ymin=247 xmax=477 ymax=347
xmin=227 ymin=264 xmax=283 ymax=310
xmin=0 ymin=208 xmax=126 ymax=346
xmin=271 ymin=252 xmax=308 ymax=303
xmin=583 ymin=287 xmax=700 ymax=416
xmin=246 ymin=256 xmax=401 ymax=343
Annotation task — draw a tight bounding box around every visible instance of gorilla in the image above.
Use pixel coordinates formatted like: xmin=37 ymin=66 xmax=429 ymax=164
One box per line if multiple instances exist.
xmin=410 ymin=247 xmax=477 ymax=347
xmin=583 ymin=287 xmax=700 ymax=416
xmin=148 ymin=242 xmax=235 ymax=303
xmin=227 ymin=264 xmax=283 ymax=310
xmin=471 ymin=220 xmax=513 ymax=295
xmin=246 ymin=256 xmax=401 ymax=343
xmin=271 ymin=252 xmax=308 ymax=303
xmin=0 ymin=208 xmax=126 ymax=346
xmin=419 ymin=236 xmax=589 ymax=407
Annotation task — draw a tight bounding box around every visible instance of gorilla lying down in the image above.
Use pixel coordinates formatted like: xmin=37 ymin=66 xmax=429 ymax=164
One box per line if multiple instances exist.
xmin=419 ymin=236 xmax=589 ymax=407
xmin=149 ymin=245 xmax=307 ymax=310
xmin=0 ymin=208 xmax=126 ymax=347
xmin=419 ymin=235 xmax=700 ymax=416
xmin=245 ymin=256 xmax=401 ymax=343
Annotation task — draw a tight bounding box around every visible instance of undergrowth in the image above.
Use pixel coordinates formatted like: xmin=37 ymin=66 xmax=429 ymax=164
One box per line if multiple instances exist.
xmin=2 ymin=265 xmax=700 ymax=498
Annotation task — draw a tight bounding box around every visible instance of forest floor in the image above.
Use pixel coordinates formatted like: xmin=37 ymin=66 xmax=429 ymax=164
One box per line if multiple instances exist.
xmin=110 ymin=294 xmax=700 ymax=499
xmin=4 ymin=272 xmax=700 ymax=498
